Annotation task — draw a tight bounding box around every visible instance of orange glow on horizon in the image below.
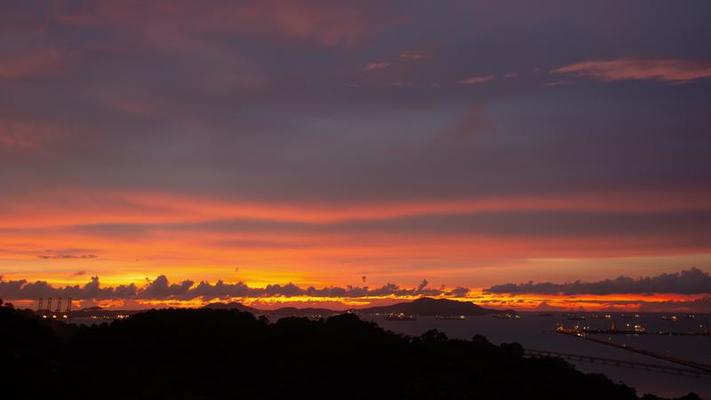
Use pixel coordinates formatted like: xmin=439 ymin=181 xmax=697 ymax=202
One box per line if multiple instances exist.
xmin=6 ymin=288 xmax=707 ymax=313
xmin=2 ymin=188 xmax=711 ymax=308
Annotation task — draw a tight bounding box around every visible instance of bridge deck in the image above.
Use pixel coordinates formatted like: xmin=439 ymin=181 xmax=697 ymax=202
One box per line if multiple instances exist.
xmin=525 ymin=349 xmax=710 ymax=378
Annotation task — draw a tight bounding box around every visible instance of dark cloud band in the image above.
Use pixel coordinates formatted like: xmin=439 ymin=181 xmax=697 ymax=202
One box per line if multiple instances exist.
xmin=0 ymin=275 xmax=470 ymax=301
xmin=485 ymin=268 xmax=711 ymax=295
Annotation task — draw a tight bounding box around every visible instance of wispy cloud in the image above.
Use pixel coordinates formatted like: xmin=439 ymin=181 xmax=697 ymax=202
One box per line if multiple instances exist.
xmin=365 ymin=62 xmax=391 ymax=71
xmin=0 ymin=132 xmax=39 ymax=150
xmin=544 ymin=80 xmax=571 ymax=87
xmin=399 ymin=51 xmax=428 ymax=61
xmin=56 ymin=1 xmax=391 ymax=48
xmin=37 ymin=253 xmax=98 ymax=260
xmin=384 ymin=81 xmax=413 ymax=87
xmin=441 ymin=105 xmax=496 ymax=141
xmin=553 ymin=58 xmax=711 ymax=83
xmin=0 ymin=48 xmax=66 ymax=80
xmin=457 ymin=75 xmax=495 ymax=85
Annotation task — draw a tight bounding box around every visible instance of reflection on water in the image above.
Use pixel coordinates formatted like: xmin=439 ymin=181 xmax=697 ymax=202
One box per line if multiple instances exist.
xmin=365 ymin=312 xmax=711 ymax=399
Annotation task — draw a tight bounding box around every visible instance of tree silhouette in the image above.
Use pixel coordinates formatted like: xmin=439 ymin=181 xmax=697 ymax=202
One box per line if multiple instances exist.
xmin=0 ymin=307 xmax=700 ymax=400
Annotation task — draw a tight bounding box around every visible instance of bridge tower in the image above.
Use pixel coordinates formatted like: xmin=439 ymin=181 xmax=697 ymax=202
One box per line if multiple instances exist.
xmin=37 ymin=297 xmax=44 ymax=312
xmin=55 ymin=297 xmax=62 ymax=314
xmin=46 ymin=297 xmax=53 ymax=314
xmin=65 ymin=297 xmax=72 ymax=314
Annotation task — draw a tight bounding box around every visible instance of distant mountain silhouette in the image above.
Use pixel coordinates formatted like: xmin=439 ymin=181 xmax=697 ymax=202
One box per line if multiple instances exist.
xmin=203 ymin=301 xmax=261 ymax=313
xmin=359 ymin=297 xmax=497 ymax=316
xmin=203 ymin=303 xmax=337 ymax=317
xmin=203 ymin=297 xmax=497 ymax=317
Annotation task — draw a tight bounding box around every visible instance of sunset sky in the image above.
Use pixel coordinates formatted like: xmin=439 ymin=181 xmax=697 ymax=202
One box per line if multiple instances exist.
xmin=2 ymin=1 xmax=711 ymax=310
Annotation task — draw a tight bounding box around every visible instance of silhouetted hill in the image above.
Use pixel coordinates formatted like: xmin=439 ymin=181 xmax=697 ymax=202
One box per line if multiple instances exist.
xmin=92 ymin=298 xmax=498 ymax=319
xmin=0 ymin=304 xmax=699 ymax=400
xmin=360 ymin=297 xmax=497 ymax=316
xmin=203 ymin=301 xmax=261 ymax=313
xmin=203 ymin=303 xmax=337 ymax=317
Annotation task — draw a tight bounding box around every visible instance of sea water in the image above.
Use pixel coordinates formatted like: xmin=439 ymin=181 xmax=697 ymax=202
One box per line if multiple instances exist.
xmin=365 ymin=312 xmax=711 ymax=399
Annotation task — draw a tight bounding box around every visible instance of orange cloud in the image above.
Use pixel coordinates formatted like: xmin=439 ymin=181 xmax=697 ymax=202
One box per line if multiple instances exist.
xmin=553 ymin=58 xmax=711 ymax=83
xmin=2 ymin=188 xmax=711 ymax=229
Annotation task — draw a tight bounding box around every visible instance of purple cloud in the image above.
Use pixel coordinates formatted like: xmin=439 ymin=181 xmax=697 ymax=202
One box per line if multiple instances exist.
xmin=485 ymin=268 xmax=711 ymax=295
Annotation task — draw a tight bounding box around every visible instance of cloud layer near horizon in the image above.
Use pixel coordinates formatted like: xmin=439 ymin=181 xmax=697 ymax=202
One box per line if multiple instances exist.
xmin=0 ymin=275 xmax=468 ymax=301
xmin=2 ymin=268 xmax=710 ymax=303
xmin=485 ymin=268 xmax=711 ymax=295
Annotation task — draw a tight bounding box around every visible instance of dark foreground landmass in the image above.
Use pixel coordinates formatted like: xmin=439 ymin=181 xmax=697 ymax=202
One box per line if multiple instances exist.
xmin=0 ymin=305 xmax=701 ymax=400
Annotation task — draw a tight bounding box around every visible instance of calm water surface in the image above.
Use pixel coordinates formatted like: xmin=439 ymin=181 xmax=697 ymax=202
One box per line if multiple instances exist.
xmin=365 ymin=312 xmax=711 ymax=399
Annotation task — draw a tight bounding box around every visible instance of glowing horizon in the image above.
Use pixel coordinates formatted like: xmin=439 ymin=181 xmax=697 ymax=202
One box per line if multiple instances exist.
xmin=2 ymin=269 xmax=710 ymax=313
xmin=2 ymin=1 xmax=711 ymax=312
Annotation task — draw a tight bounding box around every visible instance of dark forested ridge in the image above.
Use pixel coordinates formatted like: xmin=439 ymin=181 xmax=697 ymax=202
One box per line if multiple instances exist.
xmin=0 ymin=304 xmax=700 ymax=400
